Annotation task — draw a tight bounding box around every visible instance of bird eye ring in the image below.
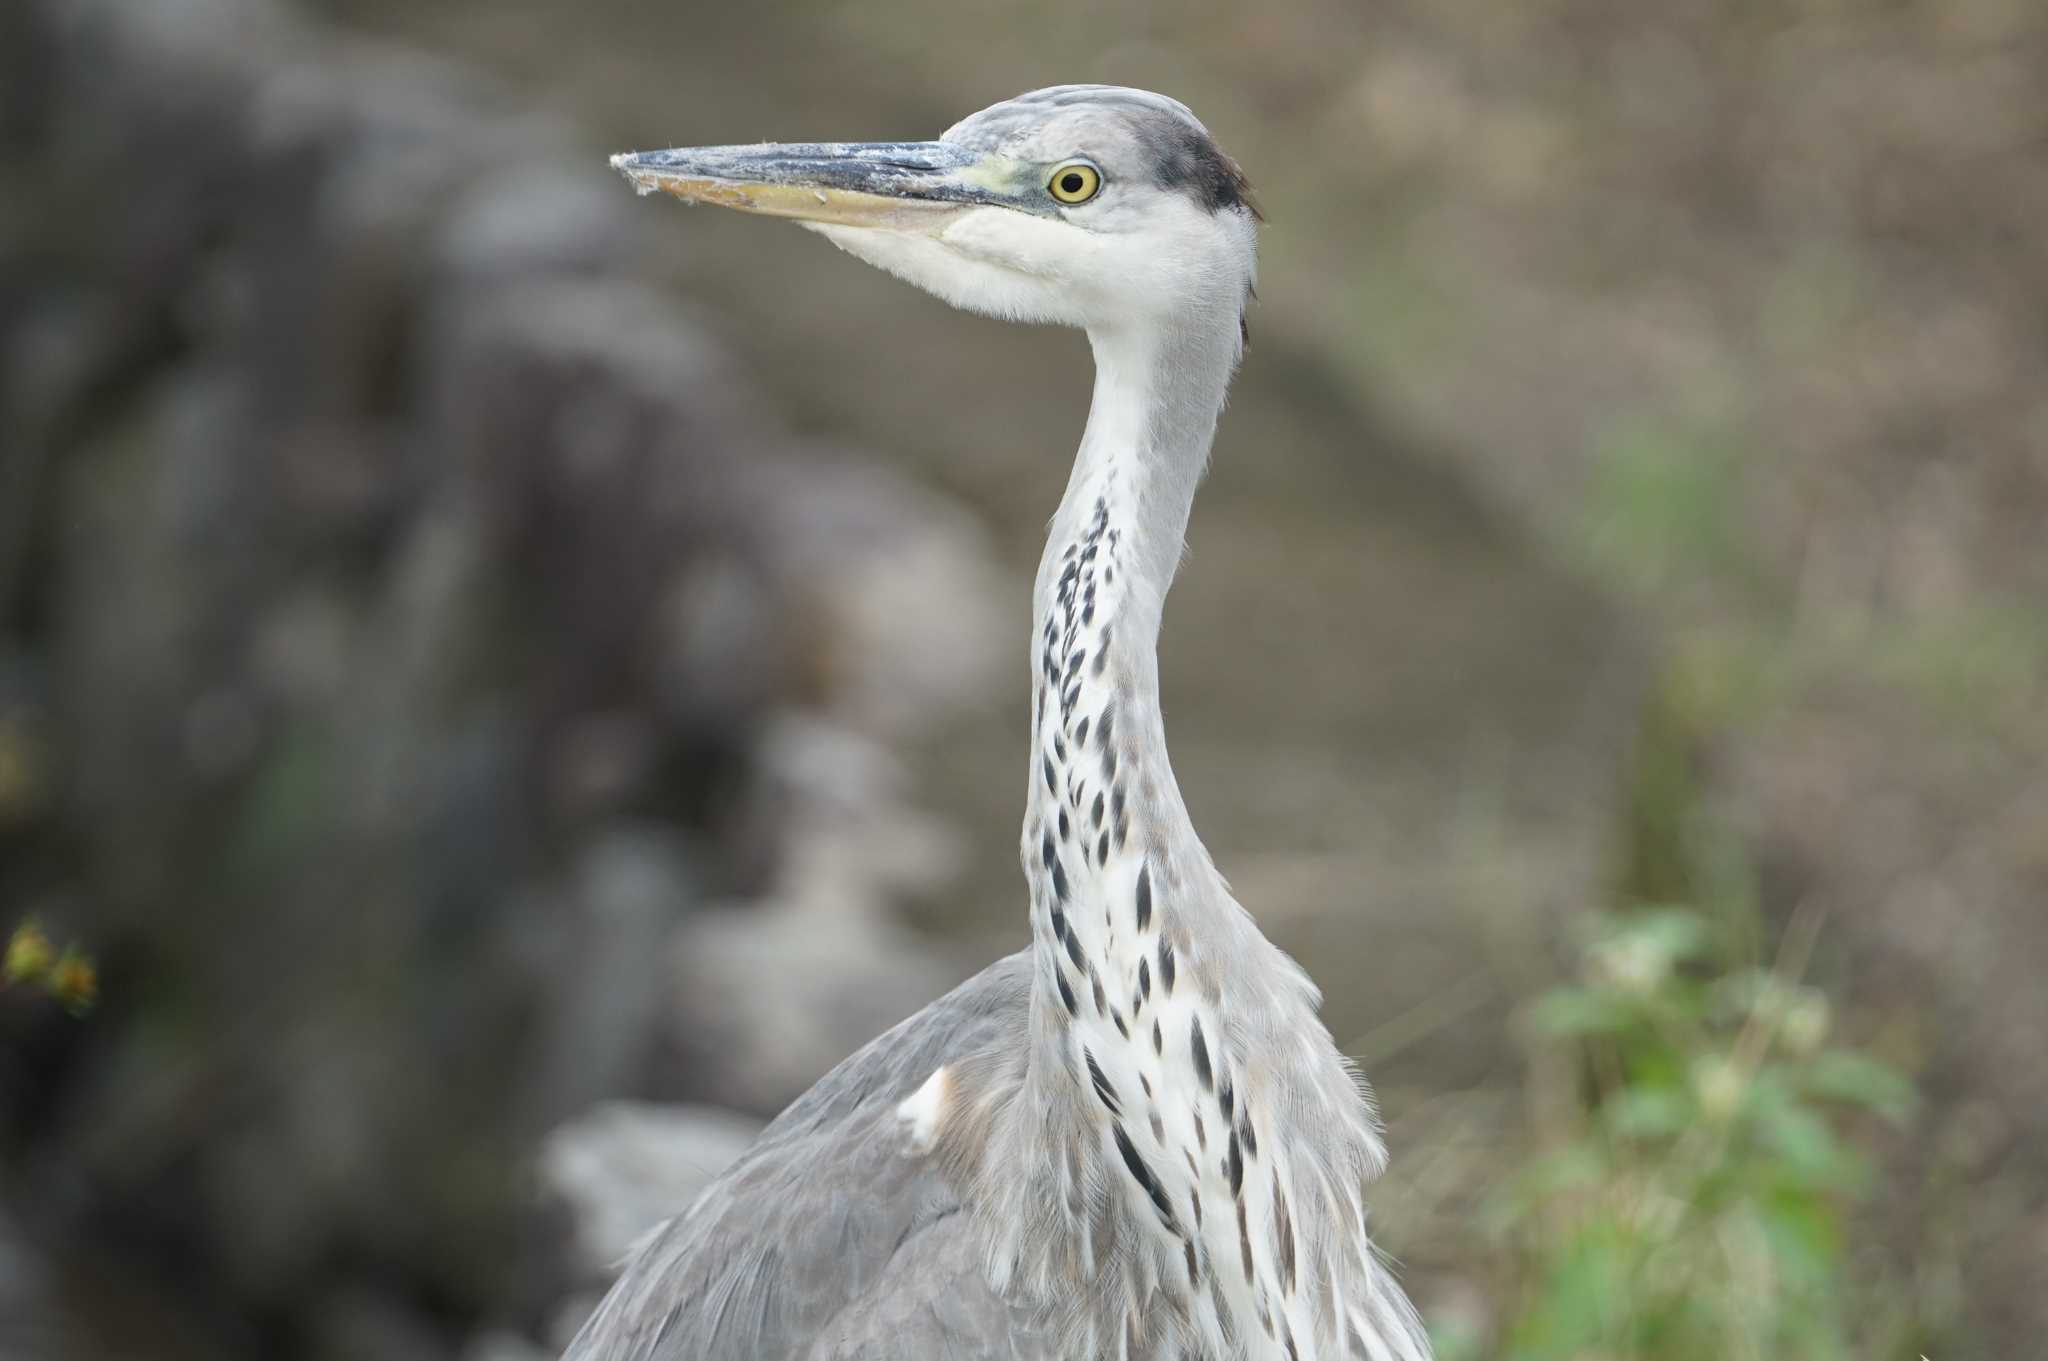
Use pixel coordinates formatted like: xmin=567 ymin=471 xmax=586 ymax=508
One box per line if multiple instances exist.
xmin=1047 ymin=162 xmax=1102 ymax=204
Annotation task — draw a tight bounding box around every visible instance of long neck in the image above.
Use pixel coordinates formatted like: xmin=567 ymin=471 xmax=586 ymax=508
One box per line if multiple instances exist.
xmin=1021 ymin=313 xmax=1240 ymax=1038
xmin=990 ymin=307 xmax=1432 ymax=1361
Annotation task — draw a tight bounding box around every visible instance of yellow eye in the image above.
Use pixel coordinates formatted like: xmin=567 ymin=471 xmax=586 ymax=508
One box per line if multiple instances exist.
xmin=1047 ymin=162 xmax=1102 ymax=204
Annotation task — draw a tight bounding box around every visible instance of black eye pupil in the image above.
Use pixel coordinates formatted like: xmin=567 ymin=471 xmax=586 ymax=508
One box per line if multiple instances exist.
xmin=1061 ymin=173 xmax=1084 ymax=194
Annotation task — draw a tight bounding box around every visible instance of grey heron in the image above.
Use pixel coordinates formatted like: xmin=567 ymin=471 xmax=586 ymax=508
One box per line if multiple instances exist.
xmin=570 ymin=85 xmax=1433 ymax=1361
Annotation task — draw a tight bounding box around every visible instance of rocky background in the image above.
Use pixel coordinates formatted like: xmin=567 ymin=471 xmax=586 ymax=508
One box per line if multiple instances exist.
xmin=1 ymin=0 xmax=2043 ymax=1357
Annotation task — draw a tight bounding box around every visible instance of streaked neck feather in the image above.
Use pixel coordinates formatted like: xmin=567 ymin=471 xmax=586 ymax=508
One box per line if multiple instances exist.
xmin=930 ymin=311 xmax=1431 ymax=1360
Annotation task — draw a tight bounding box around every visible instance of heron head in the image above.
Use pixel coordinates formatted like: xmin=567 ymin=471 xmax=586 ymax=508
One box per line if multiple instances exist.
xmin=611 ymin=86 xmax=1258 ymax=337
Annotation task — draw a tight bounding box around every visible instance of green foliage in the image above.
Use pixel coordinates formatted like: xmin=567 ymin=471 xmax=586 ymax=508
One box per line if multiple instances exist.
xmin=1485 ymin=906 xmax=1915 ymax=1361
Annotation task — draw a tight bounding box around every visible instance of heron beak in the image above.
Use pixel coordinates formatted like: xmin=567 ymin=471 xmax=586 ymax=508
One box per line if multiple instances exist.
xmin=609 ymin=140 xmax=1014 ymax=231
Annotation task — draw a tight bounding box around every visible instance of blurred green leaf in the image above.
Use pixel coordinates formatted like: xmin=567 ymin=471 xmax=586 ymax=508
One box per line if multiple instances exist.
xmin=1489 ymin=1143 xmax=1608 ymax=1229
xmin=1803 ymin=1049 xmax=1918 ymax=1126
xmin=1754 ymin=1192 xmax=1841 ymax=1291
xmin=1512 ymin=1226 xmax=1633 ymax=1358
xmin=1527 ymin=985 xmax=1635 ymax=1037
xmin=1425 ymin=1312 xmax=1485 ymax=1361
xmin=1605 ymin=1085 xmax=1693 ymax=1140
xmin=1622 ymin=907 xmax=1714 ymax=964
xmin=1708 ymin=965 xmax=1781 ymax=1017
xmin=1753 ymin=1101 xmax=1860 ymax=1188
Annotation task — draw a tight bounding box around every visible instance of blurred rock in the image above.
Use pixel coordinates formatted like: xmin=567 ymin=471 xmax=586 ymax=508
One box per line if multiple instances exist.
xmin=0 ymin=1209 xmax=81 ymax=1361
xmin=0 ymin=1208 xmax=228 ymax=1360
xmin=463 ymin=1329 xmax=555 ymax=1361
xmin=540 ymin=1101 xmax=765 ymax=1281
xmin=436 ymin=166 xmax=639 ymax=288
xmin=747 ymin=454 xmax=1006 ymax=740
xmin=307 ymin=1288 xmax=449 ymax=1361
xmin=523 ymin=828 xmax=697 ymax=1128
xmin=0 ymin=0 xmax=1005 ymax=1354
xmin=665 ymin=714 xmax=966 ymax=1114
xmin=668 ymin=899 xmax=961 ymax=1116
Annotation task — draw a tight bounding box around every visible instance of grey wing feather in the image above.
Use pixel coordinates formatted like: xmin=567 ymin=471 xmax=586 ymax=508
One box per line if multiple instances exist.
xmin=806 ymin=1207 xmax=1049 ymax=1360
xmin=562 ymin=952 xmax=1042 ymax=1361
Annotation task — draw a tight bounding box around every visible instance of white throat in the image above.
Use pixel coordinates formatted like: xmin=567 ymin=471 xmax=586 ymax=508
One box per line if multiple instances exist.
xmin=1021 ymin=314 xmax=1241 ymax=1025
